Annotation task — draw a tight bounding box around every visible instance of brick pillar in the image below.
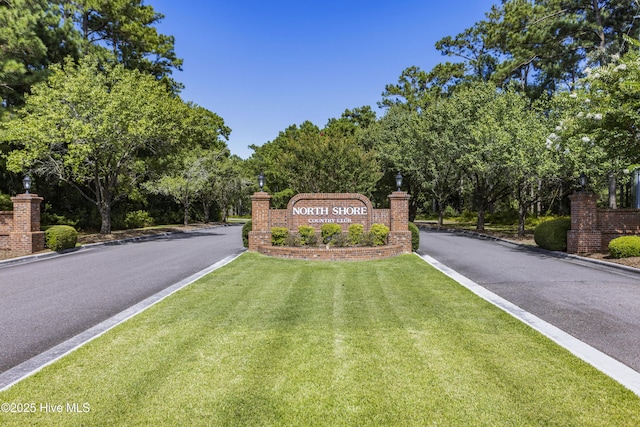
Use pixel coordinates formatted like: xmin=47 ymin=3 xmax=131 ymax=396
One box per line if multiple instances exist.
xmin=10 ymin=193 xmax=45 ymax=254
xmin=567 ymin=191 xmax=601 ymax=254
xmin=248 ymin=192 xmax=272 ymax=251
xmin=388 ymin=191 xmax=412 ymax=253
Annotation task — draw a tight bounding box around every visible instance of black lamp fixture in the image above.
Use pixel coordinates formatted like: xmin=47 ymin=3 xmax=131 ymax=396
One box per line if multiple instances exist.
xmin=258 ymin=172 xmax=265 ymax=192
xmin=22 ymin=174 xmax=31 ymax=194
xmin=395 ymin=172 xmax=403 ymax=191
xmin=579 ymin=172 xmax=588 ymax=191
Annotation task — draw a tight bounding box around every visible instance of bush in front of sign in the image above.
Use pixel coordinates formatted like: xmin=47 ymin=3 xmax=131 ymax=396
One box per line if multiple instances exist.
xmin=271 ymin=227 xmax=289 ymax=246
xmin=331 ymin=232 xmax=350 ymax=247
xmin=348 ymin=224 xmax=364 ymax=245
xmin=321 ymin=223 xmax=341 ymax=244
xmin=298 ymin=225 xmax=315 ymax=245
xmin=369 ymin=223 xmax=390 ymax=246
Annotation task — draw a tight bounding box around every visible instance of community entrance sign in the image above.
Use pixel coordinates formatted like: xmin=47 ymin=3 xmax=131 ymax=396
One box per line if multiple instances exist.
xmin=248 ymin=191 xmax=412 ymax=260
xmin=288 ymin=193 xmax=374 ymax=231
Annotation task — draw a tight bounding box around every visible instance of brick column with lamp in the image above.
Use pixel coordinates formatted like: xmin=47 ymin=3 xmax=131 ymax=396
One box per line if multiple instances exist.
xmin=248 ymin=191 xmax=272 ymax=251
xmin=388 ymin=191 xmax=412 ymax=253
xmin=567 ymin=191 xmax=601 ymax=254
xmin=9 ymin=193 xmax=45 ymax=254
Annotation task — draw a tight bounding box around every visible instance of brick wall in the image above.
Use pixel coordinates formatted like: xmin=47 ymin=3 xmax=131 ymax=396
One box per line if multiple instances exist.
xmin=0 ymin=212 xmax=12 ymax=250
xmin=248 ymin=191 xmax=412 ymax=259
xmin=258 ymin=244 xmax=407 ymax=261
xmin=568 ymin=191 xmax=640 ymax=253
xmin=0 ymin=212 xmax=12 ymax=234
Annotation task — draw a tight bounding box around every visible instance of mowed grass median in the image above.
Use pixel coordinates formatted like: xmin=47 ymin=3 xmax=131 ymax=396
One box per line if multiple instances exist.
xmin=1 ymin=253 xmax=639 ymax=426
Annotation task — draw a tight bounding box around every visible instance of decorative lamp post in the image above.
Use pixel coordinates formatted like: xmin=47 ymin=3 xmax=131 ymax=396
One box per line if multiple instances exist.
xmin=395 ymin=172 xmax=403 ymax=191
xmin=22 ymin=174 xmax=32 ymax=195
xmin=258 ymin=172 xmax=265 ymax=192
xmin=579 ymin=172 xmax=588 ymax=191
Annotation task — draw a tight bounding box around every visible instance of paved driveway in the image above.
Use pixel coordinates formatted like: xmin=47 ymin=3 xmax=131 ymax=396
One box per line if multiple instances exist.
xmin=0 ymin=225 xmax=244 ymax=374
xmin=419 ymin=229 xmax=640 ymax=372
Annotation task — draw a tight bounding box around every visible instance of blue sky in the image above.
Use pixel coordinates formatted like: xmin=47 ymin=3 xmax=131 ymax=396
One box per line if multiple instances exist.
xmin=150 ymin=1 xmax=498 ymax=159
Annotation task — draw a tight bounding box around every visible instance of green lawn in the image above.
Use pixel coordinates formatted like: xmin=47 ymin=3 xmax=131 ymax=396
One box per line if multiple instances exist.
xmin=1 ymin=253 xmax=639 ymax=426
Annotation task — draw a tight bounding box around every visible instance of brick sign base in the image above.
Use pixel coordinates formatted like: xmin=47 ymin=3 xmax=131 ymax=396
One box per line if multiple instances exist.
xmin=258 ymin=244 xmax=407 ymax=261
xmin=249 ymin=191 xmax=412 ymax=260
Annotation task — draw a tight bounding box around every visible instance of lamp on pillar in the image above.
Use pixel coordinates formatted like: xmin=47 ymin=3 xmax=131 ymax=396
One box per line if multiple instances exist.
xmin=258 ymin=172 xmax=265 ymax=192
xmin=579 ymin=172 xmax=588 ymax=191
xmin=22 ymin=174 xmax=32 ymax=195
xmin=395 ymin=172 xmax=403 ymax=192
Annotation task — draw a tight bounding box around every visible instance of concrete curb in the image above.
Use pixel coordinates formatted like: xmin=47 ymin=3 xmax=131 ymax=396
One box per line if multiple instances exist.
xmin=416 ymin=252 xmax=640 ymax=397
xmin=418 ymin=224 xmax=640 ymax=276
xmin=0 ymin=249 xmax=246 ymax=392
xmin=0 ymin=224 xmax=239 ymax=268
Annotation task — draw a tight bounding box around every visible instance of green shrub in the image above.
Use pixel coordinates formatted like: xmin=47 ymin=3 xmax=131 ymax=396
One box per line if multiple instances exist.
xmin=242 ymin=220 xmax=252 ymax=248
xmin=271 ymin=227 xmax=289 ymax=246
xmin=370 ymin=223 xmax=390 ymax=246
xmin=443 ymin=205 xmax=458 ymax=219
xmin=45 ymin=225 xmax=78 ymax=252
xmin=321 ymin=223 xmax=342 ymax=244
xmin=459 ymin=210 xmax=477 ymax=222
xmin=533 ymin=218 xmax=571 ymax=251
xmin=305 ymin=232 xmax=320 ymax=247
xmin=285 ymin=233 xmax=302 ymax=247
xmin=298 ymin=225 xmax=315 ymax=245
xmin=348 ymin=223 xmax=364 ymax=245
xmin=361 ymin=231 xmax=375 ymax=247
xmin=41 ymin=211 xmax=79 ymax=228
xmin=0 ymin=193 xmax=12 ymax=211
xmin=330 ymin=232 xmax=350 ymax=247
xmin=609 ymin=236 xmax=640 ymax=258
xmin=526 ymin=215 xmax=563 ymax=228
xmin=124 ymin=210 xmax=155 ymax=229
xmin=408 ymin=222 xmax=420 ymax=251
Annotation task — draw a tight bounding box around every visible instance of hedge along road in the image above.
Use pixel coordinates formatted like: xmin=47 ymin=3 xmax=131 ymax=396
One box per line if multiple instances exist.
xmin=420 ymin=228 xmax=640 ymax=373
xmin=0 ymin=225 xmax=244 ymax=376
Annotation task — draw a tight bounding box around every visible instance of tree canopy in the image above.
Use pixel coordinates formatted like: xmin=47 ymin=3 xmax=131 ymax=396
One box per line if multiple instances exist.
xmin=4 ymin=56 xmax=185 ymax=233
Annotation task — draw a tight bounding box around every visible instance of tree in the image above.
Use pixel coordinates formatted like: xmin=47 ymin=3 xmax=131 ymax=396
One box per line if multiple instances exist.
xmin=144 ymin=100 xmax=231 ymax=225
xmin=57 ymin=0 xmax=182 ymax=90
xmin=205 ymin=154 xmax=245 ymax=222
xmin=3 ymin=56 xmax=181 ymax=233
xmin=249 ymin=114 xmax=381 ymax=204
xmin=0 ymin=0 xmax=49 ymax=111
xmin=145 ymin=148 xmax=210 ymax=226
xmin=554 ymin=40 xmax=640 ymax=206
xmin=450 ymin=83 xmax=548 ymax=231
xmin=379 ymin=64 xmax=465 ymax=112
xmin=435 ymin=20 xmax=498 ymax=82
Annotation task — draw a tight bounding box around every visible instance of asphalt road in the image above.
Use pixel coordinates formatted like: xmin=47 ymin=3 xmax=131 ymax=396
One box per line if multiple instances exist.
xmin=419 ymin=229 xmax=640 ymax=372
xmin=0 ymin=225 xmax=244 ymax=373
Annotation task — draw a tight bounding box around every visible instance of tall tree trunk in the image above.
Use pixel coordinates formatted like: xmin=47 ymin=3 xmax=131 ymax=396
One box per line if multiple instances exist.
xmin=183 ymin=202 xmax=190 ymax=226
xmin=608 ymin=171 xmax=617 ymax=209
xmin=202 ymin=200 xmax=211 ymax=223
xmin=518 ymin=203 xmax=527 ymax=237
xmin=99 ymin=202 xmax=111 ymax=234
xmin=477 ymin=208 xmax=486 ymax=231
